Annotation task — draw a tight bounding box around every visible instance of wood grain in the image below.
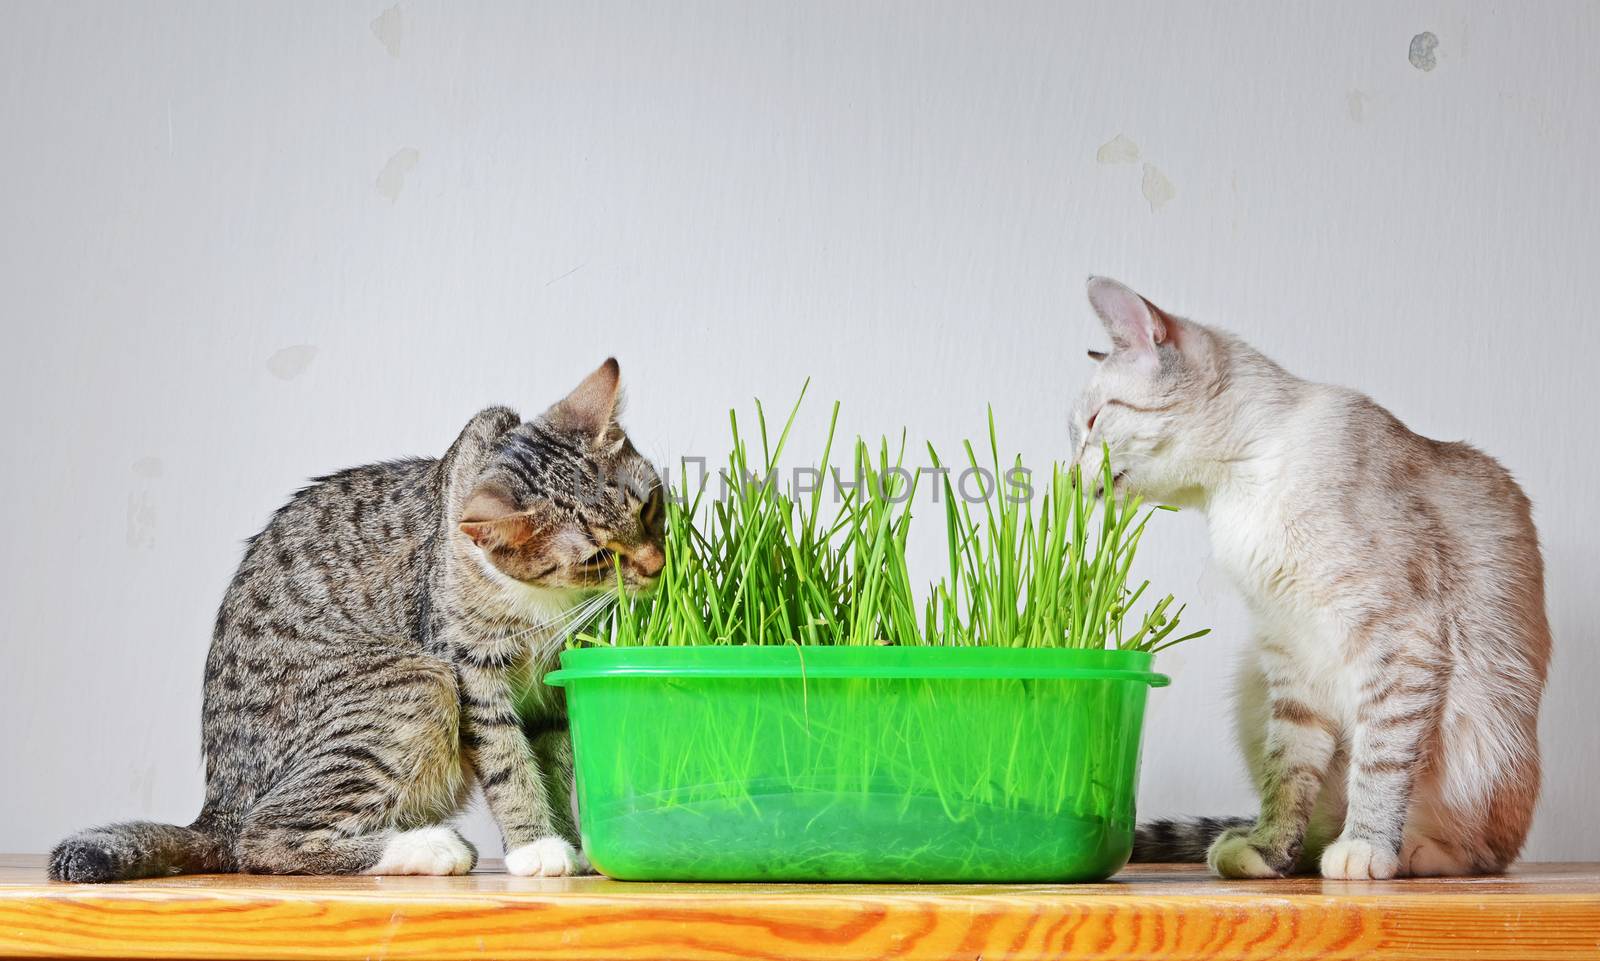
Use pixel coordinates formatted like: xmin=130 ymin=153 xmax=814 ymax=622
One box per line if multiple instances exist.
xmin=1 ymin=856 xmax=1597 ymax=961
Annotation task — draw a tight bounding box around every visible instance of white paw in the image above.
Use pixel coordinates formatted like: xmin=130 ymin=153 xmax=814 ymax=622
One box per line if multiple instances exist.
xmin=1321 ymin=837 xmax=1399 ymax=880
xmin=366 ymin=827 xmax=476 ymax=876
xmin=505 ymin=837 xmax=582 ymax=877
xmin=1207 ymin=831 xmax=1282 ymax=879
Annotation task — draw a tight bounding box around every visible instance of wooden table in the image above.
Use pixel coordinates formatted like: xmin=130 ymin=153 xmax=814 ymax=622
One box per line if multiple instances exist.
xmin=1 ymin=855 xmax=1596 ymax=960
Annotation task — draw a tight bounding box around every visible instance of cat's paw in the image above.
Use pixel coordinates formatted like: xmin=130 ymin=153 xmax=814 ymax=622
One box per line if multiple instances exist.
xmin=505 ymin=837 xmax=582 ymax=877
xmin=49 ymin=833 xmax=124 ymax=883
xmin=365 ymin=827 xmax=477 ymax=876
xmin=1320 ymin=837 xmax=1399 ymax=880
xmin=1207 ymin=829 xmax=1285 ymax=879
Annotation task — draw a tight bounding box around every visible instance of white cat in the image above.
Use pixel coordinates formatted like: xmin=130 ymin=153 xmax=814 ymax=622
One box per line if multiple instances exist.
xmin=1071 ymin=277 xmax=1549 ymax=879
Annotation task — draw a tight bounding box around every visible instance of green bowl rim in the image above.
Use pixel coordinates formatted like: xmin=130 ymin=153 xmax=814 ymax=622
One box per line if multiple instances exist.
xmin=545 ymin=645 xmax=1170 ymax=688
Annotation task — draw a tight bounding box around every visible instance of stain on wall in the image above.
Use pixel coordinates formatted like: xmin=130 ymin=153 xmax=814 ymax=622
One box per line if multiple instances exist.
xmin=375 ymin=147 xmax=420 ymax=202
xmin=371 ymin=4 xmax=403 ymax=58
xmin=266 ymin=344 xmax=318 ymax=381
xmin=1409 ymin=31 xmax=1439 ymax=71
xmin=1347 ymin=89 xmax=1368 ymax=123
xmin=1141 ymin=163 xmax=1176 ymax=211
xmin=126 ymin=459 xmax=160 ymax=549
xmin=1096 ymin=134 xmax=1140 ymax=164
xmin=544 ymin=262 xmax=587 ymax=287
xmin=125 ymin=493 xmax=157 ymax=549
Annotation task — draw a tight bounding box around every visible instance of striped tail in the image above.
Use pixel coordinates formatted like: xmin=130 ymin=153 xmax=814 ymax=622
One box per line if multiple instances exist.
xmin=1131 ymin=817 xmax=1254 ymax=863
xmin=49 ymin=820 xmax=234 ymax=882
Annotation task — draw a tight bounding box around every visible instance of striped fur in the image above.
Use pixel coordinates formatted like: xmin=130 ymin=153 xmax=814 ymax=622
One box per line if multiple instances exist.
xmin=1074 ymin=278 xmax=1550 ymax=880
xmin=1132 ymin=817 xmax=1254 ymax=863
xmin=50 ymin=360 xmax=662 ymax=881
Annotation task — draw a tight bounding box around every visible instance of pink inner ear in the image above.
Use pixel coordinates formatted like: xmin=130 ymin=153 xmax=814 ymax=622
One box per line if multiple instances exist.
xmin=461 ymin=486 xmax=518 ymax=524
xmin=458 ymin=519 xmax=496 ymax=547
xmin=459 ymin=514 xmax=535 ymax=549
xmin=461 ymin=487 xmax=518 ymax=547
xmin=1087 ymin=277 xmax=1167 ymax=352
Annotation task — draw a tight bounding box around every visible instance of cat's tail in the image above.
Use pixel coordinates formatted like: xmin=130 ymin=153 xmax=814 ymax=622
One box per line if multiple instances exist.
xmin=1131 ymin=816 xmax=1254 ymax=863
xmin=49 ymin=820 xmax=235 ymax=882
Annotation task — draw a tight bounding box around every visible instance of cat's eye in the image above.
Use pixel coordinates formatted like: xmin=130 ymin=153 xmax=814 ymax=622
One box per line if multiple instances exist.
xmin=579 ymin=547 xmax=616 ymax=570
xmin=640 ymin=487 xmax=664 ymax=530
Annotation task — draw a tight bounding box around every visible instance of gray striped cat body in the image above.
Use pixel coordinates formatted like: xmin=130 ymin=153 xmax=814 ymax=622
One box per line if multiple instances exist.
xmin=1073 ymin=278 xmax=1549 ymax=879
xmin=51 ymin=360 xmax=664 ymax=881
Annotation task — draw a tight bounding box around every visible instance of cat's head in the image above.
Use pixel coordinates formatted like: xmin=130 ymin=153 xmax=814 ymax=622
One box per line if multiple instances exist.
xmin=1070 ymin=277 xmax=1231 ymax=506
xmin=457 ymin=359 xmax=666 ymax=594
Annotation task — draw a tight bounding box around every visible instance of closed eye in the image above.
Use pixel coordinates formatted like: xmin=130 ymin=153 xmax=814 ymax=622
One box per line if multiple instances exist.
xmin=1090 ymin=397 xmax=1169 ymax=430
xmin=579 ymin=547 xmax=616 ymax=570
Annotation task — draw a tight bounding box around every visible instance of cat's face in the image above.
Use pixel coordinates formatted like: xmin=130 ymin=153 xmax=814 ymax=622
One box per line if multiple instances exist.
xmin=1069 ymin=277 xmax=1222 ymax=506
xmin=458 ymin=359 xmax=666 ymax=595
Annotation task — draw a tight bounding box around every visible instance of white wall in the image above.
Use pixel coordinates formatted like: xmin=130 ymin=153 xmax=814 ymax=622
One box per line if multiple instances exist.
xmin=2 ymin=1 xmax=1596 ymax=862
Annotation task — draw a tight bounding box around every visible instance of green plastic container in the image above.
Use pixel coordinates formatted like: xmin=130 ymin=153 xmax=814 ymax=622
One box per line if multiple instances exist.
xmin=544 ymin=645 xmax=1168 ymax=882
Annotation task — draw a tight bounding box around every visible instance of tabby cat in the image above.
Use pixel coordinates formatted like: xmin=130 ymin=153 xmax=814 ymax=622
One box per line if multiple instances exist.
xmin=51 ymin=359 xmax=664 ymax=880
xmin=1072 ymin=278 xmax=1549 ymax=879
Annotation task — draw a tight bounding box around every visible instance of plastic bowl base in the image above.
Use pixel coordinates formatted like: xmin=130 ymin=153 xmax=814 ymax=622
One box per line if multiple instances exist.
xmin=583 ymin=789 xmax=1129 ymax=883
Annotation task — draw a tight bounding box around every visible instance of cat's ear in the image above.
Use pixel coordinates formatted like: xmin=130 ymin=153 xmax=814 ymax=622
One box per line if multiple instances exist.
xmin=547 ymin=358 xmax=622 ymax=443
xmin=458 ymin=485 xmax=536 ymax=549
xmin=1086 ymin=276 xmax=1169 ymax=357
xmin=442 ymin=406 xmax=522 ymax=514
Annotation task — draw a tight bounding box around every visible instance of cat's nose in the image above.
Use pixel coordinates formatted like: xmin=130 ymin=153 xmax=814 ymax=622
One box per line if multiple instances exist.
xmin=629 ymin=544 xmax=665 ymax=578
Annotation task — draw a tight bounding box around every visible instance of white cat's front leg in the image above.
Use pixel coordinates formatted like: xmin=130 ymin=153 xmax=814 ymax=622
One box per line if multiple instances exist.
xmin=1321 ymin=632 xmax=1441 ymax=880
xmin=1210 ymin=654 xmax=1339 ymax=878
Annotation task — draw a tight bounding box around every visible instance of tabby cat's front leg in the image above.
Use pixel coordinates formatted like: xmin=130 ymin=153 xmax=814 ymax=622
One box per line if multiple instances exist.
xmin=1210 ymin=655 xmax=1339 ymax=878
xmin=457 ymin=659 xmax=583 ymax=877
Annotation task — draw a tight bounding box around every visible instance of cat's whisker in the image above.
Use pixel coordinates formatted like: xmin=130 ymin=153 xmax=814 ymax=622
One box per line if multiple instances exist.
xmin=534 ymin=594 xmax=619 ymax=655
xmin=501 ymin=590 xmax=617 ymax=651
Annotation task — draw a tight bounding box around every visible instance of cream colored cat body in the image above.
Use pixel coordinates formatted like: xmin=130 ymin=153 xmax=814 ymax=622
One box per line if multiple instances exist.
xmin=1073 ymin=278 xmax=1548 ymax=879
